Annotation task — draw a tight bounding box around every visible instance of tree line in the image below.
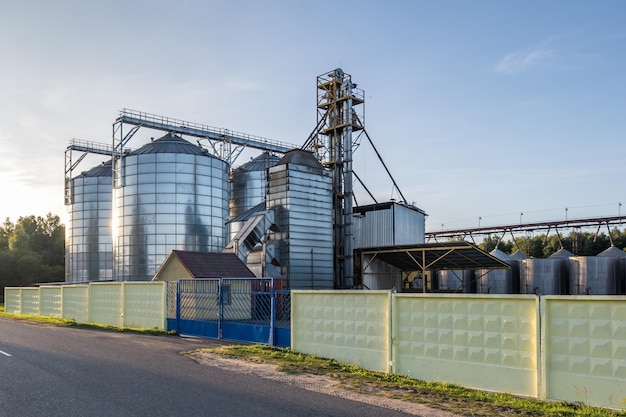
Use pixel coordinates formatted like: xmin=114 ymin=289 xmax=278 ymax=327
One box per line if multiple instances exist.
xmin=478 ymin=228 xmax=626 ymax=258
xmin=0 ymin=214 xmax=65 ymax=302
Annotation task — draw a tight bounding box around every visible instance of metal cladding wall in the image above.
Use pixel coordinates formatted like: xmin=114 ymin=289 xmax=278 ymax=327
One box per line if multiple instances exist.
xmin=65 ymin=161 xmax=113 ymax=282
xmin=229 ymin=152 xmax=279 ymax=239
xmin=266 ymin=150 xmax=333 ymax=289
xmin=113 ymin=134 xmax=229 ymax=281
xmin=353 ymin=202 xmax=426 ymax=249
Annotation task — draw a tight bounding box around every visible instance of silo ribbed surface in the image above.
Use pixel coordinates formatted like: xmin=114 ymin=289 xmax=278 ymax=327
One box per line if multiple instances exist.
xmin=65 ymin=161 xmax=113 ymax=282
xmin=112 ymin=133 xmax=229 ymax=281
xmin=478 ymin=249 xmax=517 ymax=294
xmin=266 ymin=149 xmax=333 ymax=289
xmin=229 ymin=152 xmax=279 ymax=239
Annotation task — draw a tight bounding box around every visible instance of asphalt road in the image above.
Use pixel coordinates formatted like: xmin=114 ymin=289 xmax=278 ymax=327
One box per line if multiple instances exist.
xmin=0 ymin=318 xmax=419 ymax=417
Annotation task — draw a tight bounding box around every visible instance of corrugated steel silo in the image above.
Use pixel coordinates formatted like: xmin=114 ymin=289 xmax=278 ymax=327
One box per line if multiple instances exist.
xmin=65 ymin=161 xmax=113 ymax=282
xmin=229 ymin=152 xmax=279 ymax=240
xmin=478 ymin=249 xmax=518 ymax=294
xmin=266 ymin=149 xmax=333 ymax=289
xmin=112 ymin=133 xmax=229 ymax=281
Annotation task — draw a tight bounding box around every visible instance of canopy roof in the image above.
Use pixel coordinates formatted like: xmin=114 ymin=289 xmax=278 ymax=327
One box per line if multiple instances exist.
xmin=357 ymin=242 xmax=511 ymax=271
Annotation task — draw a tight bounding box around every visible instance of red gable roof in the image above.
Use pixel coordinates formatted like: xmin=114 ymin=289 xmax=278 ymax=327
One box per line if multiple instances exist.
xmin=171 ymin=250 xmax=256 ymax=278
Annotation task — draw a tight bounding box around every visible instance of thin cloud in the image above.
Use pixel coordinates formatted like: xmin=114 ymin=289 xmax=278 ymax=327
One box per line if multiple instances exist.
xmin=494 ymin=48 xmax=557 ymax=74
xmin=493 ymin=34 xmax=581 ymax=74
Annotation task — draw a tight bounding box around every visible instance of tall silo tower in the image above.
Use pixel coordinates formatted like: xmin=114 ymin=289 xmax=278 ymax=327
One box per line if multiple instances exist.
xmin=65 ymin=160 xmax=113 ymax=282
xmin=112 ymin=133 xmax=229 ymax=281
xmin=302 ymin=68 xmax=365 ymax=288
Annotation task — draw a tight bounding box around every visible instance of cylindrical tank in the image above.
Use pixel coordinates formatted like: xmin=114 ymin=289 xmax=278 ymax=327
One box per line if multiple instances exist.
xmin=520 ymin=257 xmax=568 ymax=295
xmin=112 ymin=133 xmax=229 ymax=281
xmin=65 ymin=160 xmax=113 ymax=283
xmin=570 ymin=247 xmax=624 ymax=295
xmin=569 ymin=257 xmax=619 ymax=295
xmin=598 ymin=246 xmax=626 ymax=294
xmin=478 ymin=249 xmax=518 ymax=294
xmin=510 ymin=250 xmax=528 ymax=261
xmin=229 ymin=152 xmax=279 ymax=239
xmin=437 ymin=270 xmax=476 ymax=293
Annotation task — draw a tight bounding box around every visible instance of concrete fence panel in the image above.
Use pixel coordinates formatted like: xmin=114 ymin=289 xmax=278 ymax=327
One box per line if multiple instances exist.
xmin=88 ymin=283 xmax=123 ymax=326
xmin=543 ymin=296 xmax=626 ymax=410
xmin=20 ymin=288 xmax=41 ymax=315
xmin=123 ymin=282 xmax=167 ymax=329
xmin=4 ymin=288 xmax=21 ymax=313
xmin=393 ymin=294 xmax=539 ymax=397
xmin=292 ymin=290 xmax=391 ymax=373
xmin=62 ymin=285 xmax=89 ymax=323
xmin=39 ymin=286 xmax=63 ymax=318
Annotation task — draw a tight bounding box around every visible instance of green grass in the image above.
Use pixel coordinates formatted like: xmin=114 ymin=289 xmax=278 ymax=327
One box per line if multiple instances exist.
xmin=0 ymin=307 xmax=172 ymax=336
xmin=196 ymin=345 xmax=626 ymax=417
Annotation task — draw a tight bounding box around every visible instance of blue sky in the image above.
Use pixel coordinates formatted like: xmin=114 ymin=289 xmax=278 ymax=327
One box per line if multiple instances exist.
xmin=1 ymin=1 xmax=625 ymax=232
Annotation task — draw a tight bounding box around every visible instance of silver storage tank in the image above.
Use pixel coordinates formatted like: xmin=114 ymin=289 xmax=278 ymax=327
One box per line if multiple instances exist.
xmin=112 ymin=133 xmax=229 ymax=281
xmin=266 ymin=149 xmax=333 ymax=289
xmin=229 ymin=152 xmax=279 ymax=240
xmin=65 ymin=161 xmax=113 ymax=282
xmin=478 ymin=249 xmax=518 ymax=294
xmin=437 ymin=269 xmax=476 ymax=293
xmin=510 ymin=250 xmax=528 ymax=261
xmin=569 ymin=247 xmax=623 ymax=295
xmin=361 ymin=254 xmax=402 ymax=290
xmin=598 ymin=246 xmax=626 ymax=294
xmin=520 ymin=249 xmax=572 ymax=295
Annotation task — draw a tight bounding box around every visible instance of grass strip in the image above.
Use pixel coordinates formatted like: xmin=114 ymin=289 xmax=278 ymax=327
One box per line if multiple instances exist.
xmin=198 ymin=345 xmax=625 ymax=417
xmin=0 ymin=308 xmax=171 ymax=336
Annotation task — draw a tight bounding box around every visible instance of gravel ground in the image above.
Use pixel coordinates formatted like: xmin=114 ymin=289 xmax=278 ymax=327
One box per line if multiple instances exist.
xmin=191 ymin=352 xmax=462 ymax=417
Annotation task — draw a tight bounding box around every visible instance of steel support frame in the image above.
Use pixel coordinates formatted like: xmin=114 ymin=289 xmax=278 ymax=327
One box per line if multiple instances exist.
xmin=310 ymin=69 xmax=364 ymax=288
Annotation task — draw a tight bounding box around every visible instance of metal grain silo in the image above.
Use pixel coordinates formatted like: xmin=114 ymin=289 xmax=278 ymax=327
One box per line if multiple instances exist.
xmin=112 ymin=133 xmax=229 ymax=281
xmin=569 ymin=247 xmax=623 ymax=295
xmin=65 ymin=161 xmax=113 ymax=282
xmin=478 ymin=249 xmax=517 ymax=294
xmin=266 ymin=149 xmax=333 ymax=289
xmin=229 ymin=152 xmax=279 ymax=239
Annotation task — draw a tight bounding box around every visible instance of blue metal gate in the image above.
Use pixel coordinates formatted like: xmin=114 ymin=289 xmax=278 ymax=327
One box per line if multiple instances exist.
xmin=167 ymin=278 xmax=290 ymax=347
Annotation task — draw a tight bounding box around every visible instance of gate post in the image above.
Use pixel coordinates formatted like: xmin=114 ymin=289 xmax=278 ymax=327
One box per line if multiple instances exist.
xmin=270 ymin=278 xmax=276 ymax=346
xmin=218 ymin=279 xmax=224 ymax=340
xmin=175 ymin=281 xmax=181 ymax=333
